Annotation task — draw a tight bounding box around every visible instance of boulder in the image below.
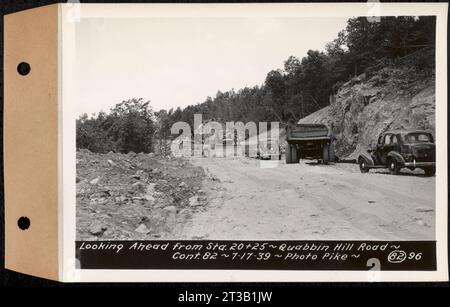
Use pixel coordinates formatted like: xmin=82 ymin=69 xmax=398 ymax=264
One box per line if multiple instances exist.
xmin=134 ymin=224 xmax=149 ymax=234
xmin=89 ymin=177 xmax=100 ymax=185
xmin=131 ymin=182 xmax=147 ymax=194
xmin=144 ymin=194 xmax=155 ymax=202
xmin=146 ymin=183 xmax=156 ymax=194
xmin=130 ymin=170 xmax=147 ymax=180
xmin=116 ymin=195 xmax=127 ymax=202
xmin=178 ymin=208 xmax=192 ymax=220
xmin=189 ymin=196 xmax=199 ymax=207
xmin=88 ymin=221 xmax=106 ymax=235
xmin=103 ymin=229 xmax=114 ymax=236
xmin=163 ymin=205 xmax=178 ymax=215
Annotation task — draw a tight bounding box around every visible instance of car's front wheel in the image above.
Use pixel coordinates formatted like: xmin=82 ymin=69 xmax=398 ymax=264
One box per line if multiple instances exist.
xmin=388 ymin=159 xmax=400 ymax=175
xmin=423 ymin=167 xmax=436 ymax=177
xmin=359 ymin=158 xmax=369 ymax=173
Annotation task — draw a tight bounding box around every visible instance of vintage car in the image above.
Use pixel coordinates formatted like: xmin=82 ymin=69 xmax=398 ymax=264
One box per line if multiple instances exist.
xmin=358 ymin=130 xmax=436 ymax=176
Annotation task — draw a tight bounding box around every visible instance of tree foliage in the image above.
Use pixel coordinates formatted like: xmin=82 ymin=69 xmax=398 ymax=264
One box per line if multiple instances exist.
xmin=76 ymin=98 xmax=155 ymax=153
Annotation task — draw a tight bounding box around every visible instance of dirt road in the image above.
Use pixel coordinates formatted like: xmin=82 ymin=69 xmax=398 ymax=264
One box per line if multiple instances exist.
xmin=178 ymin=157 xmax=435 ymax=240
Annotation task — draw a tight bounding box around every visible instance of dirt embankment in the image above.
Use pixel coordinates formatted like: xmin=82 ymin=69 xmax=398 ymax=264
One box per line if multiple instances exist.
xmin=76 ymin=149 xmax=211 ymax=240
xmin=299 ymin=67 xmax=435 ymax=160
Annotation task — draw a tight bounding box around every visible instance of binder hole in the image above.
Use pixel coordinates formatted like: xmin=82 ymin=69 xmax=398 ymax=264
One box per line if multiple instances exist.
xmin=18 ymin=217 xmax=30 ymax=230
xmin=17 ymin=62 xmax=31 ymax=76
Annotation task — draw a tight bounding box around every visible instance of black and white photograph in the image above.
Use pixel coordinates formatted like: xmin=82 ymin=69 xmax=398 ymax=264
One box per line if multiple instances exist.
xmin=75 ymin=8 xmax=437 ymax=241
xmin=57 ymin=3 xmax=448 ymax=281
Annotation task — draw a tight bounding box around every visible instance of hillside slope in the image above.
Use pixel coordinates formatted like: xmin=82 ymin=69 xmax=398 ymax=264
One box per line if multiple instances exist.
xmin=299 ymin=67 xmax=435 ymax=160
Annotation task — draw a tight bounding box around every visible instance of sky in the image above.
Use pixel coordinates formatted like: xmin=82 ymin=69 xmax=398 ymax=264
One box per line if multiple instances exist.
xmin=74 ymin=17 xmax=349 ymax=115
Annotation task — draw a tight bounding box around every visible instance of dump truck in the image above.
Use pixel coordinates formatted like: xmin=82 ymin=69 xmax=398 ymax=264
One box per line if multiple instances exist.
xmin=285 ymin=123 xmax=335 ymax=164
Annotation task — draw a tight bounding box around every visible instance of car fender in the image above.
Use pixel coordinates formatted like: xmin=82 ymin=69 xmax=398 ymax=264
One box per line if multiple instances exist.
xmin=358 ymin=152 xmax=375 ymax=166
xmin=387 ymin=151 xmax=406 ymax=166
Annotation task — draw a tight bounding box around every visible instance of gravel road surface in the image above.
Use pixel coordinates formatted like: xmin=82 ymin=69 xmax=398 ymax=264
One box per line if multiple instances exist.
xmin=178 ymin=157 xmax=435 ymax=240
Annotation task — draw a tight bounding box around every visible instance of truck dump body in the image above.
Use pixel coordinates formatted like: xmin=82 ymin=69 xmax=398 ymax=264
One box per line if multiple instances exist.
xmin=286 ymin=124 xmax=329 ymax=140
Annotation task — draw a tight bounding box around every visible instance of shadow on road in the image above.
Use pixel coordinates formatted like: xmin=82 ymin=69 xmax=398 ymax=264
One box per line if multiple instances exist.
xmin=371 ymin=170 xmax=432 ymax=178
xmin=303 ymin=161 xmax=337 ymax=166
xmin=303 ymin=161 xmax=433 ymax=178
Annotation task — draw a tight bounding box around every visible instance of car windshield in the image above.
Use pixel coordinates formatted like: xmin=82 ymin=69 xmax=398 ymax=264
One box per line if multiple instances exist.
xmin=404 ymin=133 xmax=432 ymax=143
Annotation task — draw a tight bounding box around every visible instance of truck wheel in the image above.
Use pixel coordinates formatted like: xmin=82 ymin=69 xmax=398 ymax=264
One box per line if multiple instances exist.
xmin=423 ymin=167 xmax=435 ymax=177
xmin=285 ymin=144 xmax=292 ymax=163
xmin=359 ymin=158 xmax=369 ymax=173
xmin=322 ymin=144 xmax=330 ymax=165
xmin=388 ymin=158 xmax=400 ymax=175
xmin=329 ymin=142 xmax=335 ymax=163
xmin=291 ymin=145 xmax=299 ymax=163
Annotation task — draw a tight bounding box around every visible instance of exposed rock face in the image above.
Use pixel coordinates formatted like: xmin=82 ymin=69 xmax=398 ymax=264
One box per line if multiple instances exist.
xmin=299 ymin=68 xmax=435 ymax=160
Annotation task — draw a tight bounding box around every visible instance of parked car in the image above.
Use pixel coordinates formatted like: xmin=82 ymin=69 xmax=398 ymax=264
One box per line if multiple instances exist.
xmin=358 ymin=130 xmax=436 ymax=176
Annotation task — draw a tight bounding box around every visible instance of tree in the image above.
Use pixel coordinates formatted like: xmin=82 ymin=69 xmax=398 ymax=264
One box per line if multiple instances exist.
xmin=284 ymin=56 xmax=301 ymax=77
xmin=107 ymin=98 xmax=155 ymax=153
xmin=76 ymin=98 xmax=156 ymax=153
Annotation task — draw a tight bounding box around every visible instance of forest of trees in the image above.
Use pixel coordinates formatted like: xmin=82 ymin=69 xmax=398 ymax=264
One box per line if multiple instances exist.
xmin=77 ymin=16 xmax=436 ymax=153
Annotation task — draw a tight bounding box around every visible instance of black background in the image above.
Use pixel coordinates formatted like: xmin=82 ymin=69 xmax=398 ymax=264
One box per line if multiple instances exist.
xmin=75 ymin=240 xmax=437 ymax=270
xmin=0 ymin=0 xmax=449 ymax=296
